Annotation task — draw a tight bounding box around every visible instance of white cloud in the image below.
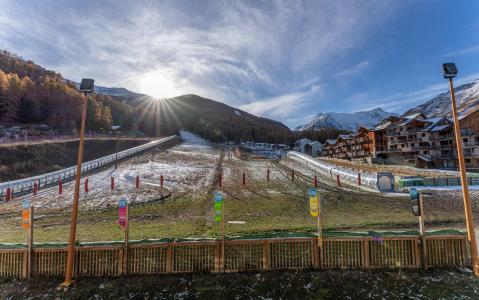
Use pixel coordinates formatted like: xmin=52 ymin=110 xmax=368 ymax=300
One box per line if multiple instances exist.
xmin=446 ymin=44 xmax=479 ymax=57
xmin=336 ymin=61 xmax=370 ymax=77
xmin=0 ymin=0 xmax=400 ymax=122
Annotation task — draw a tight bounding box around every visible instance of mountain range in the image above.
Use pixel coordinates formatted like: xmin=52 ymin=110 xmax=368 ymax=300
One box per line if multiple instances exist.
xmin=296 ymin=78 xmax=479 ymax=132
xmin=295 ymin=108 xmax=396 ymax=132
xmin=403 ymin=78 xmax=479 ymax=118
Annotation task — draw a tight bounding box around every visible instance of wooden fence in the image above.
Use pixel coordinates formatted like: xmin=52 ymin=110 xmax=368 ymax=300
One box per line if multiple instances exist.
xmin=0 ymin=235 xmax=468 ymax=278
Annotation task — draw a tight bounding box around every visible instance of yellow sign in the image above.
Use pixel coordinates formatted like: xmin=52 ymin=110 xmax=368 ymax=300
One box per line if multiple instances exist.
xmin=308 ymin=188 xmax=319 ymax=217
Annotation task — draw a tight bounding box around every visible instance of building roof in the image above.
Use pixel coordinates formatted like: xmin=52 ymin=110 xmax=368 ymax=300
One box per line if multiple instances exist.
xmin=325 ymin=139 xmax=336 ymax=145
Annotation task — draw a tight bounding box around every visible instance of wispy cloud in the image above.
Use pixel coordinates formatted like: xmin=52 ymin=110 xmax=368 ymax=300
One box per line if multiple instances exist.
xmin=446 ymin=44 xmax=479 ymax=57
xmin=348 ymin=73 xmax=479 ymax=113
xmin=336 ymin=61 xmax=370 ymax=77
xmin=0 ymin=0 xmax=399 ymax=126
xmin=239 ymin=84 xmax=321 ymax=122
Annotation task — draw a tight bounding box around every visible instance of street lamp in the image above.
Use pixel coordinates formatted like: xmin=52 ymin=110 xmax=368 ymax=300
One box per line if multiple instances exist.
xmin=63 ymin=78 xmax=94 ymax=286
xmin=443 ymin=63 xmax=479 ymax=275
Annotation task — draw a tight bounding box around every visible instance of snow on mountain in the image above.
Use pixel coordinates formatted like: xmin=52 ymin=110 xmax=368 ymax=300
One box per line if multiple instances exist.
xmin=295 ymin=108 xmax=395 ymax=132
xmin=403 ymin=78 xmax=479 ymax=118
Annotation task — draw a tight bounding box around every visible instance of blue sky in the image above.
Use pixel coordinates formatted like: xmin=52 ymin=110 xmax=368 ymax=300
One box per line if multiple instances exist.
xmin=0 ymin=0 xmax=478 ymax=128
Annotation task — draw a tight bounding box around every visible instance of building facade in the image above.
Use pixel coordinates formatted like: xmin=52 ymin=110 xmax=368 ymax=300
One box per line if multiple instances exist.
xmin=323 ymin=109 xmax=479 ymax=170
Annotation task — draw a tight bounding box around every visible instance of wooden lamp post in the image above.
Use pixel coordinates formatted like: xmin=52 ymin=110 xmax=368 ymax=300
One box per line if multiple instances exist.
xmin=443 ymin=63 xmax=479 ymax=275
xmin=62 ymin=78 xmax=94 ymax=286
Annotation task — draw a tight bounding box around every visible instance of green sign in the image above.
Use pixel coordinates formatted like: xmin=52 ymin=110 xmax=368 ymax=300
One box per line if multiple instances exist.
xmin=214 ymin=192 xmax=224 ymax=222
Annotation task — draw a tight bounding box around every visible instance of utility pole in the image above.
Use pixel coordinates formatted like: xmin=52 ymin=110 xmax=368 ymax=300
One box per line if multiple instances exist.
xmin=443 ymin=63 xmax=479 ymax=275
xmin=62 ymin=78 xmax=94 ymax=286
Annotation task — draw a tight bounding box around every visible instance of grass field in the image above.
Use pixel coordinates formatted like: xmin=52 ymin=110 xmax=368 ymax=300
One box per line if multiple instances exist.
xmin=0 ymin=140 xmax=472 ymax=244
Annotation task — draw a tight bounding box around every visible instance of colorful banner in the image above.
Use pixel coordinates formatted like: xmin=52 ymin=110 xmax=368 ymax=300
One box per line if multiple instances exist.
xmin=118 ymin=198 xmax=127 ymax=228
xmin=214 ymin=192 xmax=224 ymax=222
xmin=22 ymin=198 xmax=30 ymax=230
xmin=308 ymin=188 xmax=319 ymax=217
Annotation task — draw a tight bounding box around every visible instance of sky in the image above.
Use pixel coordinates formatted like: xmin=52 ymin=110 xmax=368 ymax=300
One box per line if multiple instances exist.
xmin=0 ymin=0 xmax=478 ymax=128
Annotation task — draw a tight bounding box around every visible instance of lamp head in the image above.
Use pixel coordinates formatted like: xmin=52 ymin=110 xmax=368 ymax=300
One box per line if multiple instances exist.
xmin=443 ymin=63 xmax=457 ymax=79
xmin=79 ymin=78 xmax=95 ymax=94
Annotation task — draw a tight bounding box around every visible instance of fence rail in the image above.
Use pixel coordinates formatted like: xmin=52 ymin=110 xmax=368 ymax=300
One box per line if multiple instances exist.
xmin=0 ymin=234 xmax=469 ymax=278
xmin=0 ymin=135 xmax=179 ymax=199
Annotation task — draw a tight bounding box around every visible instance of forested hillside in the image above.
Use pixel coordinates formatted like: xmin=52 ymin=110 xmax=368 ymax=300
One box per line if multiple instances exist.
xmin=0 ymin=50 xmax=135 ymax=131
xmin=0 ymin=50 xmax=343 ymax=143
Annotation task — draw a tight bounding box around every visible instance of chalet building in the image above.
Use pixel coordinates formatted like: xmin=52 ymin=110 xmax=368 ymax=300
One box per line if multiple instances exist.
xmin=294 ymin=138 xmax=312 ymax=152
xmin=323 ymin=109 xmax=479 ymax=170
xmin=304 ymin=141 xmax=322 ymax=156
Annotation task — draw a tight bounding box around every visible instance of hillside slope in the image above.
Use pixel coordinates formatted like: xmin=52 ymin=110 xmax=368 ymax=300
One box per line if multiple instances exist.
xmin=136 ymin=94 xmax=292 ymax=143
xmin=403 ymin=78 xmax=479 ymax=117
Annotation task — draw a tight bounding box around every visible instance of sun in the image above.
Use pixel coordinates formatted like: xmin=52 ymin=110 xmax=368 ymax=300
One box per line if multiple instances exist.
xmin=138 ymin=71 xmax=180 ymax=99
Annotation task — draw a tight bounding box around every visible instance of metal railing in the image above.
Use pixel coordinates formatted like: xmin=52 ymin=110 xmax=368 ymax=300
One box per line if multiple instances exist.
xmin=0 ymin=135 xmax=179 ymax=200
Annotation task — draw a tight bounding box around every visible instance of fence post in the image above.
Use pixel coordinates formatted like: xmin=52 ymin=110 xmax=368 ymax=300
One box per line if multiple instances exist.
xmin=291 ymin=170 xmax=295 ymax=181
xmin=357 ymin=173 xmax=362 ymax=186
xmin=33 ymin=181 xmax=38 ymax=196
xmin=123 ymin=204 xmax=129 ymax=275
xmin=242 ymin=173 xmax=246 ymax=186
xmin=6 ymin=187 xmax=11 ymax=201
xmin=263 ymin=240 xmax=270 ymax=270
xmin=219 ymin=174 xmax=222 ymax=188
xmin=160 ymin=175 xmax=164 ymax=189
xmin=84 ymin=178 xmax=89 ymax=193
xmin=362 ymin=237 xmax=370 ymax=268
xmin=59 ymin=178 xmax=63 ymax=195
xmin=215 ymin=241 xmax=222 ymax=272
xmin=314 ymin=175 xmax=318 ymax=188
xmin=336 ymin=175 xmax=341 ymax=187
xmin=166 ymin=243 xmax=173 ymax=273
xmin=419 ymin=193 xmax=427 ymax=269
xmin=267 ymin=169 xmax=270 ymax=182
xmin=135 ymin=175 xmax=140 ymax=190
xmin=111 ymin=177 xmax=115 ymax=191
xmin=27 ymin=206 xmax=34 ymax=278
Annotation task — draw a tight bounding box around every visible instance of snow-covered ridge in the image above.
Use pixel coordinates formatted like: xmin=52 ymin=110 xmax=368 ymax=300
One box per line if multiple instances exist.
xmin=404 ymin=78 xmax=479 ymax=118
xmin=296 ymin=108 xmax=396 ymax=132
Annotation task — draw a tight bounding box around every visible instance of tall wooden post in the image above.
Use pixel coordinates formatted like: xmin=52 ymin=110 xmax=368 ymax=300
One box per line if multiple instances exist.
xmin=449 ymin=77 xmax=479 ymax=275
xmin=418 ymin=192 xmax=427 ymax=269
xmin=63 ymin=92 xmax=88 ymax=286
xmin=27 ymin=206 xmax=34 ymax=278
xmin=124 ymin=204 xmax=129 ymax=275
xmin=317 ymin=195 xmax=323 ymax=269
xmin=221 ymin=200 xmax=225 ymax=272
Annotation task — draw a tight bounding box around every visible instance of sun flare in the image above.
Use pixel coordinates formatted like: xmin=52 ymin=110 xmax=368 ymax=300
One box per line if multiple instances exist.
xmin=138 ymin=71 xmax=180 ymax=98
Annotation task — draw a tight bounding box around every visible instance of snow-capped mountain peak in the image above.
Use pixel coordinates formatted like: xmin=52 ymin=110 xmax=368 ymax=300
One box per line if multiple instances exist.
xmin=403 ymin=78 xmax=479 ymax=118
xmin=295 ymin=108 xmax=395 ymax=132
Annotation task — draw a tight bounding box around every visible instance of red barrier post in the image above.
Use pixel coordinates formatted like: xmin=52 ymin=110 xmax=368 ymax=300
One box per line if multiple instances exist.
xmin=6 ymin=187 xmax=11 ymax=201
xmin=136 ymin=175 xmax=140 ymax=190
xmin=111 ymin=177 xmax=115 ymax=191
xmin=160 ymin=175 xmax=164 ymax=189
xmin=242 ymin=173 xmax=246 ymax=186
xmin=267 ymin=169 xmax=270 ymax=182
xmin=59 ymin=178 xmax=63 ymax=195
xmin=314 ymin=175 xmax=318 ymax=188
xmin=33 ymin=182 xmax=38 ymax=196
xmin=85 ymin=178 xmax=89 ymax=193
xmin=336 ymin=175 xmax=341 ymax=187
xmin=357 ymin=173 xmax=361 ymax=186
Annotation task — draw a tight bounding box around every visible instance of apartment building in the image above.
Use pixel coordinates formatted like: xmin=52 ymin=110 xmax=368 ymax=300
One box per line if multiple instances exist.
xmin=323 ymin=109 xmax=479 ymax=170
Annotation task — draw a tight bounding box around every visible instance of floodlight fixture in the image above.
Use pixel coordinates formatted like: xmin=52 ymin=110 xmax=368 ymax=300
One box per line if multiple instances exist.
xmin=79 ymin=78 xmax=95 ymax=94
xmin=442 ymin=63 xmax=457 ymax=79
